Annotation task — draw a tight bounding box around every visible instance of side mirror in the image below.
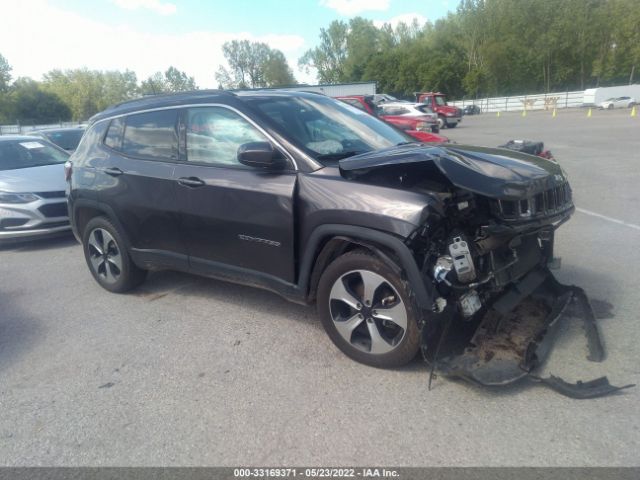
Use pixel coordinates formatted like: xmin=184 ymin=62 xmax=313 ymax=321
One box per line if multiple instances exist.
xmin=237 ymin=142 xmax=286 ymax=170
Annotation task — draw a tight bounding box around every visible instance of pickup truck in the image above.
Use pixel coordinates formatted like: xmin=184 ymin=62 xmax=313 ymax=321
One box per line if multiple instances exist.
xmin=415 ymin=92 xmax=462 ymax=129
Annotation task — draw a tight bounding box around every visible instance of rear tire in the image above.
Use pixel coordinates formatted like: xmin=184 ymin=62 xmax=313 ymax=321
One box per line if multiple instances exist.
xmin=317 ymin=251 xmax=421 ymax=368
xmin=608 ymin=103 xmax=614 ymax=110
xmin=82 ymin=216 xmax=146 ymax=293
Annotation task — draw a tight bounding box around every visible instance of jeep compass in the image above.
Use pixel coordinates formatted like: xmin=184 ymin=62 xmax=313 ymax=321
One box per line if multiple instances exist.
xmin=68 ymin=90 xmax=600 ymax=387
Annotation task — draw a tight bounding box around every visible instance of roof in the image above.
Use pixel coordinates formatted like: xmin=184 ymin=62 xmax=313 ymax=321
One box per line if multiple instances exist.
xmin=89 ymin=89 xmax=333 ymax=123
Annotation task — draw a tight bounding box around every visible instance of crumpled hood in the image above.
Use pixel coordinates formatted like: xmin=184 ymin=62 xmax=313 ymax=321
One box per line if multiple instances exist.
xmin=0 ymin=163 xmax=66 ymax=193
xmin=339 ymin=144 xmax=567 ymax=199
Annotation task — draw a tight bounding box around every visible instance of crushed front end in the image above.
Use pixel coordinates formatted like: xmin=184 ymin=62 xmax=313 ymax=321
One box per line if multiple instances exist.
xmin=340 ymin=144 xmax=634 ymax=398
xmin=406 ymin=163 xmax=630 ymax=397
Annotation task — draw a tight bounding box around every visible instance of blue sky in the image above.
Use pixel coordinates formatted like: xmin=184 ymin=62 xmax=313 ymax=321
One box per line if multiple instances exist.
xmin=2 ymin=0 xmax=460 ymax=87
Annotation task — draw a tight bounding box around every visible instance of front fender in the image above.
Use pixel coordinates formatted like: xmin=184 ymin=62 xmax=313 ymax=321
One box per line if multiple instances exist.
xmin=298 ymin=224 xmax=435 ymax=309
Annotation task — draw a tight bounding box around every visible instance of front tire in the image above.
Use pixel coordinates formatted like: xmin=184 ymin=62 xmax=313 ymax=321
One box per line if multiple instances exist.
xmin=317 ymin=251 xmax=421 ymax=368
xmin=437 ymin=116 xmax=447 ymax=129
xmin=82 ymin=216 xmax=146 ymax=293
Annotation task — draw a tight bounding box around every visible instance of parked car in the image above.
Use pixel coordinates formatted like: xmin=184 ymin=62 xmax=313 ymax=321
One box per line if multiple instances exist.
xmin=415 ymin=92 xmax=463 ymax=129
xmin=0 ymin=136 xmax=70 ymax=243
xmin=336 ymin=95 xmax=448 ymax=142
xmin=67 ymin=90 xmax=586 ymax=384
xmin=370 ymin=93 xmax=406 ymax=105
xmin=462 ymin=104 xmax=481 ymax=115
xmin=598 ymin=96 xmax=636 ymax=109
xmin=377 ymin=102 xmax=440 ymax=133
xmin=28 ymin=126 xmax=86 ymax=152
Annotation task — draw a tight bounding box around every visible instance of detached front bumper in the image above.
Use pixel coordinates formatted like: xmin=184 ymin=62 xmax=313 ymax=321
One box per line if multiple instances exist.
xmin=426 ymin=268 xmax=634 ymax=398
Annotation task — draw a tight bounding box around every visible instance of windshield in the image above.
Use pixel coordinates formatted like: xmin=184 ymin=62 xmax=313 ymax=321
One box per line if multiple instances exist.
xmin=0 ymin=140 xmax=69 ymax=171
xmin=434 ymin=96 xmax=447 ymax=106
xmin=244 ymin=95 xmax=413 ymax=163
xmin=42 ymin=130 xmax=84 ymax=151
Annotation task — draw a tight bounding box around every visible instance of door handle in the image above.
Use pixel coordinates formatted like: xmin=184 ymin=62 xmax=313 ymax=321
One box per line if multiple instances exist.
xmin=104 ymin=167 xmax=124 ymax=176
xmin=177 ymin=176 xmax=205 ymax=187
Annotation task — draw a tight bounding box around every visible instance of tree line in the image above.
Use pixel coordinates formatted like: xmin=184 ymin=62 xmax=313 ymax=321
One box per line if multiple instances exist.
xmin=300 ymin=0 xmax=639 ymax=99
xmin=0 ymin=59 xmax=199 ymax=124
xmin=2 ymin=0 xmax=639 ymax=123
xmin=0 ymin=38 xmax=296 ymax=124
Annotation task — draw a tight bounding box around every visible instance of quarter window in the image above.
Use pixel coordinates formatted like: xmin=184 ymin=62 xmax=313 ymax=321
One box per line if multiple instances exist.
xmin=104 ymin=117 xmax=124 ymax=150
xmin=186 ymin=107 xmax=268 ymax=167
xmin=121 ymin=110 xmax=179 ymax=160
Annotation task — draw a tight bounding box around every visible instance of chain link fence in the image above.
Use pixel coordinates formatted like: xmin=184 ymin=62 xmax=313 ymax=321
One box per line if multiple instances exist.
xmin=449 ymin=90 xmax=586 ymax=113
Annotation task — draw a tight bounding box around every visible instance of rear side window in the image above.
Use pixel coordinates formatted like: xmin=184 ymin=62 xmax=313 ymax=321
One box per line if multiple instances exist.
xmin=104 ymin=118 xmax=124 ymax=150
xmin=121 ymin=110 xmax=179 ymax=160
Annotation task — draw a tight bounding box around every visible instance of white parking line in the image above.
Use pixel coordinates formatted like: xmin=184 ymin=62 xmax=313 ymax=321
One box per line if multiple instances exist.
xmin=576 ymin=207 xmax=640 ymax=231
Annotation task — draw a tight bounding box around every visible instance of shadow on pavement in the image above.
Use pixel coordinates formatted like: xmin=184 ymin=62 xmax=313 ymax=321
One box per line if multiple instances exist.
xmin=0 ymin=233 xmax=77 ymax=253
xmin=0 ymin=288 xmax=43 ymax=373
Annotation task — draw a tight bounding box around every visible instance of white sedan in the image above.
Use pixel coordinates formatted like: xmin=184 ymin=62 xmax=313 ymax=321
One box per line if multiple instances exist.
xmin=599 ymin=96 xmax=636 ymax=109
xmin=0 ymin=136 xmax=70 ymax=243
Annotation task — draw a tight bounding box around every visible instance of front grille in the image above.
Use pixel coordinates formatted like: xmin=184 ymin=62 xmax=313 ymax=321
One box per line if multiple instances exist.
xmin=35 ymin=191 xmax=66 ymax=199
xmin=493 ymin=183 xmax=572 ymax=221
xmin=38 ymin=202 xmax=68 ymax=218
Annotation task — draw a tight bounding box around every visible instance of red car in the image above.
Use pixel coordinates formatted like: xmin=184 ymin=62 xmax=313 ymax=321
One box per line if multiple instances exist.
xmin=336 ymin=95 xmax=448 ymax=143
xmin=415 ymin=92 xmax=462 ymax=129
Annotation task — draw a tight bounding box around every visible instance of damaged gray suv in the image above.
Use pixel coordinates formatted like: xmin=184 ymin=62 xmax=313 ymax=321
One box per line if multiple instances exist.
xmin=67 ymin=91 xmax=628 ymax=397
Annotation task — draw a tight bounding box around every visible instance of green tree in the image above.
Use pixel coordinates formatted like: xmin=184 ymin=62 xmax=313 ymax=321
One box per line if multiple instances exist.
xmin=216 ymin=40 xmax=295 ymax=89
xmin=140 ymin=67 xmax=197 ymax=95
xmin=101 ymin=70 xmax=139 ymax=108
xmin=0 ymin=52 xmax=11 ymax=93
xmin=42 ymin=69 xmax=102 ymax=120
xmin=4 ymin=78 xmax=70 ymax=124
xmin=262 ymin=50 xmax=296 ymax=87
xmin=298 ymin=20 xmax=349 ymax=83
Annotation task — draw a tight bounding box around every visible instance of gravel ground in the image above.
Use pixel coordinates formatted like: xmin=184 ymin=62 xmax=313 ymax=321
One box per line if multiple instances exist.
xmin=0 ymin=107 xmax=639 ymax=466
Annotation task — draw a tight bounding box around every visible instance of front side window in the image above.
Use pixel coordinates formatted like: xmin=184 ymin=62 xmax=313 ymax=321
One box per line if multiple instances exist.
xmin=186 ymin=107 xmax=268 ymax=167
xmin=122 ymin=110 xmax=178 ymax=160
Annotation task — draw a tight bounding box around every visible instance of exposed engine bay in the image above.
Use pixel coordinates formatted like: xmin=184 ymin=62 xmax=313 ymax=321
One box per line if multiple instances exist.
xmin=340 ymin=144 xmax=634 ymax=398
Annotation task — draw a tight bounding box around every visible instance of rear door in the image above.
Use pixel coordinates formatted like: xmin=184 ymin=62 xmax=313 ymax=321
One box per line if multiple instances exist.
xmin=172 ymin=106 xmax=297 ymax=283
xmin=97 ymin=109 xmax=187 ymax=265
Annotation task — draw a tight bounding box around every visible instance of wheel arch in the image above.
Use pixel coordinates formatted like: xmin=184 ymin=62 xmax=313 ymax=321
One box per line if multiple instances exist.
xmin=72 ymin=200 xmax=129 ymax=246
xmin=299 ymin=224 xmax=434 ymax=309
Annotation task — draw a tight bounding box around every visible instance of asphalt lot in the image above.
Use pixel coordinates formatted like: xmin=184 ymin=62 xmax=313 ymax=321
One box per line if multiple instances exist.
xmin=1 ymin=108 xmax=639 ymax=466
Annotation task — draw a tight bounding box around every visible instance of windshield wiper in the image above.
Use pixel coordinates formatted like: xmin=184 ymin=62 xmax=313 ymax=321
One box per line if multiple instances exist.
xmin=315 ymin=151 xmax=366 ymax=161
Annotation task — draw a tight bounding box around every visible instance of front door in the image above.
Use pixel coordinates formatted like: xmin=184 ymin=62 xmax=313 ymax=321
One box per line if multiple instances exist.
xmin=172 ymin=106 xmax=297 ymax=283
